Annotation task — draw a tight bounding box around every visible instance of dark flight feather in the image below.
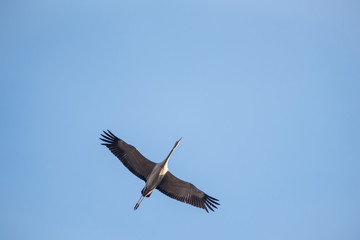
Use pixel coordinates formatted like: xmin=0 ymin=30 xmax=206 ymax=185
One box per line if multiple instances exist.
xmin=100 ymin=130 xmax=156 ymax=181
xmin=156 ymin=171 xmax=220 ymax=212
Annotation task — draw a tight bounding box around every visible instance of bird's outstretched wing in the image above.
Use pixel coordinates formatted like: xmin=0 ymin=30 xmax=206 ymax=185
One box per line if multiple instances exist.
xmin=156 ymin=171 xmax=220 ymax=212
xmin=100 ymin=130 xmax=156 ymax=181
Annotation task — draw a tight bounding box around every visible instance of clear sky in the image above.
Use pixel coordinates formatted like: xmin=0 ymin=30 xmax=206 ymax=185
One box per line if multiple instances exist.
xmin=1 ymin=1 xmax=359 ymax=239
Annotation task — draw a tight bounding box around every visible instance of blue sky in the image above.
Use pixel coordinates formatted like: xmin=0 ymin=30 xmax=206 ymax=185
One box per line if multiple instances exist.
xmin=1 ymin=1 xmax=359 ymax=239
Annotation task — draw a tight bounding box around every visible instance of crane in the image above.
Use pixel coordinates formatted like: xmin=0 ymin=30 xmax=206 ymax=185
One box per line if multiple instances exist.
xmin=100 ymin=130 xmax=220 ymax=212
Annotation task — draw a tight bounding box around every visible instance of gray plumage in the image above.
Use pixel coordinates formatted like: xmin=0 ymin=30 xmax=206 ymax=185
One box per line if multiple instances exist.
xmin=100 ymin=130 xmax=219 ymax=212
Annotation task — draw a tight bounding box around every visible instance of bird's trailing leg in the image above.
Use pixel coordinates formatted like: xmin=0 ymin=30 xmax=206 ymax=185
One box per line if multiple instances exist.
xmin=134 ymin=195 xmax=145 ymax=210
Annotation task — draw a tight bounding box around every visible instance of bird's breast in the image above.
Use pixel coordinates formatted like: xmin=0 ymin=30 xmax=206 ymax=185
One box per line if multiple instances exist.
xmin=159 ymin=162 xmax=168 ymax=176
xmin=145 ymin=163 xmax=169 ymax=190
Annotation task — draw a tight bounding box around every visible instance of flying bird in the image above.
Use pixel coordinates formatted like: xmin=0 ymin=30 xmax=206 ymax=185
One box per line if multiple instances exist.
xmin=100 ymin=130 xmax=220 ymax=212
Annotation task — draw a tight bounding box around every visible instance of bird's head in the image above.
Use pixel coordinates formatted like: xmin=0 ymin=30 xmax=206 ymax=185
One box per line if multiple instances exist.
xmin=174 ymin=137 xmax=182 ymax=149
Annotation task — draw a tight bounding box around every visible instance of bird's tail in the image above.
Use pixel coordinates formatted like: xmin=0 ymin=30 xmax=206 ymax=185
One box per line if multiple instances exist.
xmin=134 ymin=195 xmax=145 ymax=210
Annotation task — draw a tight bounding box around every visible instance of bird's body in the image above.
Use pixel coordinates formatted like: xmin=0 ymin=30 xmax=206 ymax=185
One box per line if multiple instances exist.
xmin=100 ymin=130 xmax=219 ymax=212
xmin=144 ymin=159 xmax=168 ymax=196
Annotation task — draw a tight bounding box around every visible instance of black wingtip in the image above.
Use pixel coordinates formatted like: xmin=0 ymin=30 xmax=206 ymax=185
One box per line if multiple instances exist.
xmin=106 ymin=129 xmax=116 ymax=138
xmin=100 ymin=130 xmax=118 ymax=146
xmin=206 ymin=202 xmax=214 ymax=212
xmin=208 ymin=196 xmax=219 ymax=201
xmin=203 ymin=194 xmax=220 ymax=213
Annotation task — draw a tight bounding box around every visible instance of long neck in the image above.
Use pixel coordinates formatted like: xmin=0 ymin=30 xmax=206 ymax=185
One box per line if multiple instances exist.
xmin=164 ymin=145 xmax=177 ymax=164
xmin=164 ymin=138 xmax=181 ymax=164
